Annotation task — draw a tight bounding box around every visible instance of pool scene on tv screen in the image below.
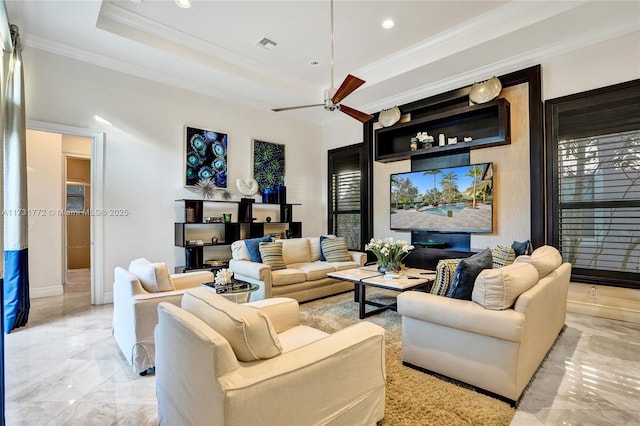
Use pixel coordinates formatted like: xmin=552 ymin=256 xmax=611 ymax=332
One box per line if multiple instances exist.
xmin=390 ymin=163 xmax=493 ymax=233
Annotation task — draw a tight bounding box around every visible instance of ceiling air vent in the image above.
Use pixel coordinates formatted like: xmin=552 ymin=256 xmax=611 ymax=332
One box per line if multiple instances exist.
xmin=257 ymin=37 xmax=278 ymax=51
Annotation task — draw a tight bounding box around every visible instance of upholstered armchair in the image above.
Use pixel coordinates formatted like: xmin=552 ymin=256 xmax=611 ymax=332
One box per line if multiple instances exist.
xmin=155 ymin=287 xmax=386 ymax=425
xmin=112 ymin=258 xmax=213 ymax=374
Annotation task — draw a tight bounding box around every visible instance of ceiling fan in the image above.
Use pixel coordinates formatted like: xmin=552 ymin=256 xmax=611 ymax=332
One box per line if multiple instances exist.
xmin=272 ymin=0 xmax=373 ymax=123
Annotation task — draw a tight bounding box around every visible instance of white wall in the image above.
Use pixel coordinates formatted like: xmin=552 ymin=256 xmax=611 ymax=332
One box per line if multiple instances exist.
xmin=26 ymin=130 xmax=63 ymax=297
xmin=542 ymin=30 xmax=640 ymax=101
xmin=23 ymin=48 xmax=323 ymax=303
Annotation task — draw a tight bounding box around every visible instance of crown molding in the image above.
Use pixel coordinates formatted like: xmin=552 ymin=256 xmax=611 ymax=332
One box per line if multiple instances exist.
xmin=361 ymin=19 xmax=640 ymax=113
xmin=97 ymin=2 xmax=315 ymax=99
xmin=355 ymin=1 xmax=588 ymax=86
xmin=24 ymin=33 xmax=275 ymax=108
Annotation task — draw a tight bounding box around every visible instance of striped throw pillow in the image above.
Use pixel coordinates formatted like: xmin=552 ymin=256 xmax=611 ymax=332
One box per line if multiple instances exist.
xmin=258 ymin=242 xmax=286 ymax=270
xmin=492 ymin=245 xmax=516 ymax=269
xmin=430 ymin=259 xmax=460 ymax=296
xmin=321 ymin=237 xmax=352 ymax=262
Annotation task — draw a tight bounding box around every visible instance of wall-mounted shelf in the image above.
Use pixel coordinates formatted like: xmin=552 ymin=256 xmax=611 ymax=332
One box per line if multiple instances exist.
xmin=375 ymin=98 xmax=511 ymax=163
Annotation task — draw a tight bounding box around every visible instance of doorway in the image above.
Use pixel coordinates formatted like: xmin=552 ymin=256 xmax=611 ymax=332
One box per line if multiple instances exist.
xmin=26 ymin=120 xmax=106 ymax=305
xmin=65 ymin=156 xmax=91 ymax=287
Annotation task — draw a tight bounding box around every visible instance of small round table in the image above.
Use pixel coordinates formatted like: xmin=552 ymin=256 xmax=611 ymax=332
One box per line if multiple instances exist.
xmin=202 ymin=281 xmax=259 ymax=303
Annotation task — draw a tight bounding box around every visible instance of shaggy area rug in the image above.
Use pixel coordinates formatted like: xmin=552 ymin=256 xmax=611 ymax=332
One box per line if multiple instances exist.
xmin=298 ymin=290 xmax=515 ymax=426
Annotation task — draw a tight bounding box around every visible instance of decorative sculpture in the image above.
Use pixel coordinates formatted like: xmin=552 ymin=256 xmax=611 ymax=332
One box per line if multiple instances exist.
xmin=236 ymin=178 xmax=259 ymax=197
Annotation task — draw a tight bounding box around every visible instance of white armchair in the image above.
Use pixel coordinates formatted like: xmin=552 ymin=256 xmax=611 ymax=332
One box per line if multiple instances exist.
xmin=155 ymin=287 xmax=386 ymax=425
xmin=112 ymin=258 xmax=213 ymax=374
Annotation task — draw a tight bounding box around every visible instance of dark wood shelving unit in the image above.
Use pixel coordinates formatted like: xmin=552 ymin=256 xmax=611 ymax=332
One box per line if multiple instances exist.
xmin=175 ymin=199 xmax=302 ymax=270
xmin=375 ymin=98 xmax=511 ymax=162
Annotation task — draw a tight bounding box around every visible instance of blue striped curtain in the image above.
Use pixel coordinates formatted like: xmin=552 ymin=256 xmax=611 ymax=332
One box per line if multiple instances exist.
xmin=3 ymin=24 xmax=28 ymax=334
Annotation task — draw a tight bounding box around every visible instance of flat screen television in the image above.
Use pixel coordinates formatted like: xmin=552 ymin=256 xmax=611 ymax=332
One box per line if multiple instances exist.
xmin=390 ymin=162 xmax=493 ymax=233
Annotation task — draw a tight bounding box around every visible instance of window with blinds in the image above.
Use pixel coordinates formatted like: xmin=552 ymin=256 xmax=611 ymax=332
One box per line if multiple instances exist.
xmin=557 ymin=130 xmax=640 ymax=274
xmin=328 ymin=145 xmax=363 ymax=251
xmin=332 ymin=170 xmax=361 ymax=250
xmin=547 ymin=79 xmax=640 ymax=288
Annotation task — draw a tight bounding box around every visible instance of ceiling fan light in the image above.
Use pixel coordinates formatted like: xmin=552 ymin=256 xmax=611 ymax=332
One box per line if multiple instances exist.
xmin=175 ymin=0 xmax=191 ymax=9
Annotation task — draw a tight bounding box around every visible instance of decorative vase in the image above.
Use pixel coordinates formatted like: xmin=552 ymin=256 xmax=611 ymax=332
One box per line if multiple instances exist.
xmin=262 ymin=188 xmax=275 ymax=204
xmin=274 ymin=183 xmax=287 ymax=204
xmin=377 ymin=265 xmax=389 ymax=274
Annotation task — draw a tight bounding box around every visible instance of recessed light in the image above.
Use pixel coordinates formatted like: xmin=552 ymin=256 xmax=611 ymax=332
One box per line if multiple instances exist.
xmin=382 ymin=19 xmax=394 ymax=29
xmin=175 ymin=0 xmax=191 ymax=9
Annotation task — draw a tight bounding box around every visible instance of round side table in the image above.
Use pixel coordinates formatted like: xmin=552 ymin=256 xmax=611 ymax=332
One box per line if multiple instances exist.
xmin=202 ymin=281 xmax=259 ymax=303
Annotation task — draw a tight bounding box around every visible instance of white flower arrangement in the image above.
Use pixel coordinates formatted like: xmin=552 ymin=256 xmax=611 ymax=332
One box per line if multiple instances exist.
xmin=364 ymin=237 xmax=414 ymax=271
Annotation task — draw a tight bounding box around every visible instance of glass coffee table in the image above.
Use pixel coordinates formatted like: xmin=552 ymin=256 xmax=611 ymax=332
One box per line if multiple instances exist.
xmin=202 ymin=281 xmax=259 ymax=303
xmin=328 ymin=266 xmax=435 ymax=319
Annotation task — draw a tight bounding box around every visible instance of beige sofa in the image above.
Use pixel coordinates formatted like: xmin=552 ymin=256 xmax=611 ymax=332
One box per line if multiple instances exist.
xmin=397 ymin=245 xmax=571 ymax=403
xmin=229 ymin=236 xmax=366 ymax=302
xmin=155 ymin=287 xmax=386 ymax=425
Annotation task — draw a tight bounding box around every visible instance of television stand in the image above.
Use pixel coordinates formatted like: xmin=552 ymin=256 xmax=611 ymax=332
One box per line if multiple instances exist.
xmin=404 ymin=247 xmax=477 ymax=271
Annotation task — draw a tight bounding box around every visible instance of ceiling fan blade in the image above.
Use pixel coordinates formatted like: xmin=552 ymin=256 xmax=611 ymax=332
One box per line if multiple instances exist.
xmin=339 ymin=105 xmax=373 ymax=123
xmin=272 ymin=104 xmax=324 ymax=112
xmin=331 ymin=74 xmax=366 ymax=104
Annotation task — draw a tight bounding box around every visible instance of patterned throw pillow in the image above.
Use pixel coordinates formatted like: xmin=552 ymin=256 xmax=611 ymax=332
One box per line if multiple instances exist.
xmin=430 ymin=259 xmax=461 ymax=296
xmin=321 ymin=237 xmax=352 ymax=262
xmin=319 ymin=235 xmax=336 ymax=261
xmin=258 ymin=242 xmax=286 ymax=270
xmin=492 ymin=245 xmax=516 ymax=268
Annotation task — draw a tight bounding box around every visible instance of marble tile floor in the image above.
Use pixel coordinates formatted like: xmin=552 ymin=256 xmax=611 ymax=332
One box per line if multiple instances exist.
xmin=4 ymin=270 xmax=640 ymax=425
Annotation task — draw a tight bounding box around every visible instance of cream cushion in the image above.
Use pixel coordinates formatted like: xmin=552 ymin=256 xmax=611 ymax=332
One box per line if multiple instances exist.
xmin=231 ymin=240 xmax=251 ymax=261
xmin=181 ymin=288 xmax=282 ymax=361
xmin=308 ymin=237 xmax=322 ymax=261
xmin=128 ymin=258 xmax=173 ymax=293
xmin=279 ymin=238 xmax=312 ymax=265
xmin=472 ymin=262 xmax=539 ymax=310
xmin=515 ymin=245 xmax=563 ymax=278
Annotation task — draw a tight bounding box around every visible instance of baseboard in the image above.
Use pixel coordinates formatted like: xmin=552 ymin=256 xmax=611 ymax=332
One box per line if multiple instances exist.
xmin=30 ymin=285 xmax=64 ymax=298
xmin=567 ymin=300 xmax=640 ymax=323
xmin=102 ymin=291 xmax=113 ymax=304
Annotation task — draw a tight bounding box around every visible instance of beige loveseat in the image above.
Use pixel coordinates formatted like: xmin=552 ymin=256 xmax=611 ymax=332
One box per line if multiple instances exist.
xmin=229 ymin=236 xmax=366 ymax=302
xmin=155 ymin=287 xmax=386 ymax=425
xmin=397 ymin=245 xmax=571 ymax=404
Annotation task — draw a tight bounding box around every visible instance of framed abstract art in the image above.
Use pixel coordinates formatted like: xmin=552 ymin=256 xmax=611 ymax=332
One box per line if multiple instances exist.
xmin=184 ymin=126 xmax=228 ymax=188
xmin=252 ymin=139 xmax=285 ymax=192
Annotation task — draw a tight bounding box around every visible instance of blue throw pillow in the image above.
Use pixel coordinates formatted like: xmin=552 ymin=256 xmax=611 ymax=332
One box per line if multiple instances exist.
xmin=446 ymin=248 xmax=493 ymax=300
xmin=511 ymin=240 xmax=532 ymax=256
xmin=245 ymin=236 xmax=272 ymax=263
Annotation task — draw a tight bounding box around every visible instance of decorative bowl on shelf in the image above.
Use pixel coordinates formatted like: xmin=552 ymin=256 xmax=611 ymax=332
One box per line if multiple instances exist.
xmin=469 ymin=76 xmax=502 ymax=104
xmin=378 ymin=106 xmax=401 ymax=127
